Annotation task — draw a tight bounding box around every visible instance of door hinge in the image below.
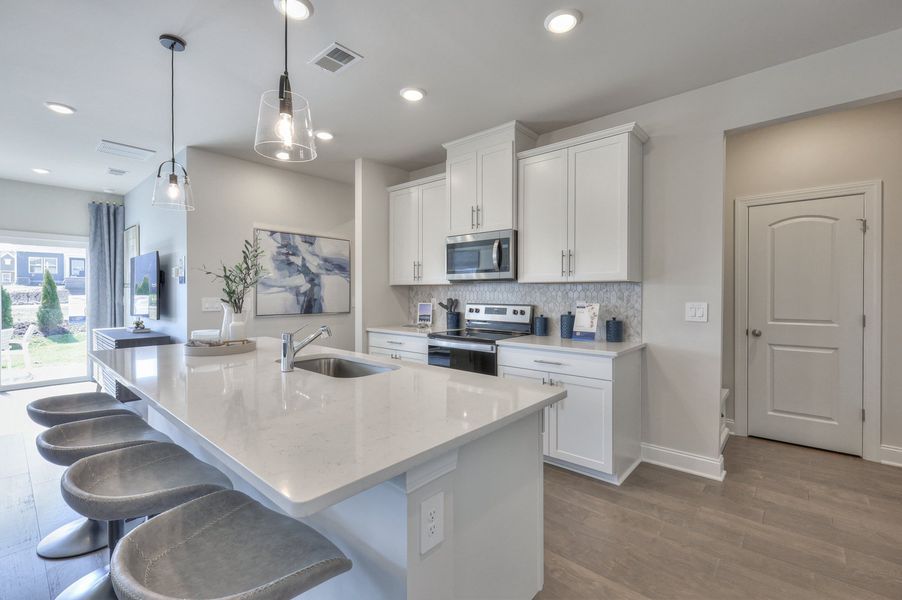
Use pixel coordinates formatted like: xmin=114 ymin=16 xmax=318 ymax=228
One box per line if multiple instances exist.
xmin=857 ymin=218 xmax=868 ymax=233
xmin=862 ymin=408 xmax=866 ymax=422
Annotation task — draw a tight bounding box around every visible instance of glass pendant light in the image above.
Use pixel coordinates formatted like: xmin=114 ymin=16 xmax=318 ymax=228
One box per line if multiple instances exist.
xmin=254 ymin=5 xmax=316 ymax=162
xmin=152 ymin=34 xmax=195 ymax=211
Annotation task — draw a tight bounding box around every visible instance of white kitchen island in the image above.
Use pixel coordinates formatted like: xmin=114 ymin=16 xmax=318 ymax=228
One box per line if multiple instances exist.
xmin=89 ymin=337 xmax=565 ymax=600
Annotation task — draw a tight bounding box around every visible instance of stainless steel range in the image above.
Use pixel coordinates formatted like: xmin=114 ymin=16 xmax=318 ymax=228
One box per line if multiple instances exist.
xmin=427 ymin=303 xmax=533 ymax=375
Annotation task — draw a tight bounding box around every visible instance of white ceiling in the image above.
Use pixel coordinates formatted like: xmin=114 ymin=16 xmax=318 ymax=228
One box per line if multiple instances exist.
xmin=3 ymin=1 xmax=902 ymax=193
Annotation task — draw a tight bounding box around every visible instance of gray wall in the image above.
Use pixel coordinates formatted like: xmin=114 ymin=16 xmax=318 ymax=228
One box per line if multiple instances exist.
xmin=723 ymin=97 xmax=902 ymax=447
xmin=123 ymin=154 xmax=189 ymax=343
xmin=528 ymin=28 xmax=902 ymax=462
xmin=186 ymin=148 xmax=355 ymax=350
xmin=0 ymin=178 xmax=121 ymax=236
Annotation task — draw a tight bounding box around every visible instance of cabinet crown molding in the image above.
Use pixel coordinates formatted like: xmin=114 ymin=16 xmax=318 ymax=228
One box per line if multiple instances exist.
xmin=517 ymin=122 xmax=648 ymax=160
xmin=442 ymin=120 xmax=538 ymax=151
xmin=386 ymin=173 xmax=445 ymax=193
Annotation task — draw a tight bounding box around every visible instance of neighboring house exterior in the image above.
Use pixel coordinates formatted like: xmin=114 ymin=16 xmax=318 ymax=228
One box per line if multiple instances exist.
xmin=0 ymin=252 xmax=14 ymax=284
xmin=16 ymin=251 xmax=65 ymax=285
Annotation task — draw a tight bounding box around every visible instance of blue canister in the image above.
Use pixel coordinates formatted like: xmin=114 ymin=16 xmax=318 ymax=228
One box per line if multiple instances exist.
xmin=446 ymin=311 xmax=461 ymax=331
xmin=606 ymin=317 xmax=624 ymax=342
xmin=534 ymin=315 xmax=549 ymax=336
xmin=560 ymin=311 xmax=575 ymax=339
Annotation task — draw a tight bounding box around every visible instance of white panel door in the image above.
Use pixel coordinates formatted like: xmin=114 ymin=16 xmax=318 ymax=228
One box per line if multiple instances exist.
xmin=499 ymin=365 xmax=551 ymax=456
xmin=548 ymin=374 xmax=613 ymax=473
xmin=747 ymin=195 xmax=864 ymax=455
xmin=477 ymin=142 xmax=514 ymax=232
xmin=389 ymin=188 xmax=419 ymax=285
xmin=418 ymin=179 xmax=449 ymax=284
xmin=447 ymin=153 xmax=478 ymax=235
xmin=518 ymin=150 xmax=568 ymax=283
xmin=568 ymin=136 xmax=628 ymax=281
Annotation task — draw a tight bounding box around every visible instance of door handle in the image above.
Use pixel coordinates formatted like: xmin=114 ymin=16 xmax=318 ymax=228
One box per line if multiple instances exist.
xmin=492 ymin=239 xmax=501 ymax=271
xmin=568 ymin=250 xmax=574 ymax=275
xmin=561 ymin=250 xmax=566 ymax=276
xmin=751 ymin=329 xmax=762 ymax=337
xmin=471 ymin=206 xmax=476 ymax=229
xmin=534 ymin=359 xmax=565 ymax=366
xmin=476 ymin=206 xmax=481 ymax=227
xmin=386 ymin=340 xmax=403 ymax=345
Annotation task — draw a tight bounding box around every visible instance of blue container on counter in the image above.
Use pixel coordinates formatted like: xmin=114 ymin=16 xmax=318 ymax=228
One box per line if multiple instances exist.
xmin=560 ymin=312 xmax=575 ymax=339
xmin=605 ymin=317 xmax=624 ymax=342
xmin=446 ymin=311 xmax=461 ymax=331
xmin=534 ymin=315 xmax=549 ymax=336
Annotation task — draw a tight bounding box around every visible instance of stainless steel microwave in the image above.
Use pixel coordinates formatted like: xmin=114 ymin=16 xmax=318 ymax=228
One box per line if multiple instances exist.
xmin=446 ymin=229 xmax=516 ymax=281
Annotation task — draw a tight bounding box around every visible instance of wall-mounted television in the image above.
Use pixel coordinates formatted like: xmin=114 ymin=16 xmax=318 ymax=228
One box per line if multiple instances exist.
xmin=130 ymin=251 xmax=160 ymax=319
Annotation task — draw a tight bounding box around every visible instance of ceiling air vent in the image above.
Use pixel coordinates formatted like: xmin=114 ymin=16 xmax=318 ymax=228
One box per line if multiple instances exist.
xmin=107 ymin=167 xmax=128 ymax=176
xmin=96 ymin=139 xmax=156 ymax=161
xmin=309 ymin=42 xmax=363 ymax=73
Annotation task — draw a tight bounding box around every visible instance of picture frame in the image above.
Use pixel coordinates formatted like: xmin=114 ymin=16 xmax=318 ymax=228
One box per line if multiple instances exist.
xmin=254 ymin=227 xmax=351 ymax=316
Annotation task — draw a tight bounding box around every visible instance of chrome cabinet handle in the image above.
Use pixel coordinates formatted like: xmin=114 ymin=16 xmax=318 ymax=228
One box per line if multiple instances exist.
xmin=476 ymin=206 xmax=481 ymax=227
xmin=561 ymin=250 xmax=566 ymax=276
xmin=386 ymin=340 xmax=403 ymax=345
xmin=471 ymin=206 xmax=476 ymax=229
xmin=534 ymin=359 xmax=564 ymax=366
xmin=568 ymin=250 xmax=574 ymax=275
xmin=751 ymin=329 xmax=762 ymax=337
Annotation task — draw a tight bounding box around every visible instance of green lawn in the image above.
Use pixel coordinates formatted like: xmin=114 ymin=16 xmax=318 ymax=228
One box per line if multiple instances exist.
xmin=1 ymin=331 xmax=87 ymax=370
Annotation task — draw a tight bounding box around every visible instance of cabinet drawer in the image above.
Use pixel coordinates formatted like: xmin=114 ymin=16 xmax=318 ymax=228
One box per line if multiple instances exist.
xmin=368 ymin=332 xmax=428 ymax=354
xmin=369 ymin=346 xmax=427 ymax=364
xmin=498 ymin=347 xmax=613 ymax=381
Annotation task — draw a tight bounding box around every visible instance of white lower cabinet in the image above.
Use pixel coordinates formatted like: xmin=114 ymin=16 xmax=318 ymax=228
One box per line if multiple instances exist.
xmin=367 ymin=331 xmax=428 ymax=364
xmin=499 ymin=346 xmax=642 ymax=485
xmin=369 ymin=346 xmax=427 ymax=364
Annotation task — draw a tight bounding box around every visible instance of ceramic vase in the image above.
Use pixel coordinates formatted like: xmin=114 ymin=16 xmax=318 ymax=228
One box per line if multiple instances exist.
xmin=229 ymin=312 xmax=247 ymax=341
xmin=220 ymin=302 xmax=233 ymax=341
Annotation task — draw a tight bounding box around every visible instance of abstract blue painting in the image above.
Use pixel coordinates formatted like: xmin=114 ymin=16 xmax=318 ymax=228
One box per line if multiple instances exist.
xmin=254 ymin=228 xmax=351 ymax=316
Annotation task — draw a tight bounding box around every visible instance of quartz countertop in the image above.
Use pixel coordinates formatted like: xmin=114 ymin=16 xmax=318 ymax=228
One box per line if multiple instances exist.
xmin=497 ymin=334 xmax=646 ymax=357
xmin=367 ymin=325 xmax=437 ymax=337
xmin=90 ymin=337 xmax=563 ymax=517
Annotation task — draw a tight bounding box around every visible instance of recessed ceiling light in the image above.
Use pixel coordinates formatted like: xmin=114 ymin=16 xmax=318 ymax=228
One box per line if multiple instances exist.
xmin=32 ymin=168 xmax=51 ymax=174
xmin=44 ymin=101 xmax=76 ymax=115
xmin=400 ymin=87 xmax=426 ymax=102
xmin=544 ymin=9 xmax=582 ymax=34
xmin=276 ymin=151 xmax=290 ymax=161
xmin=314 ymin=130 xmax=334 ymax=141
xmin=103 ymin=188 xmax=115 ymax=193
xmin=274 ymin=0 xmax=313 ymax=20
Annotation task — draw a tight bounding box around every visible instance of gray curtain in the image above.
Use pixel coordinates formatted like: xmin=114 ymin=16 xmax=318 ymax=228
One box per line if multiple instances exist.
xmin=88 ymin=202 xmax=125 ymax=330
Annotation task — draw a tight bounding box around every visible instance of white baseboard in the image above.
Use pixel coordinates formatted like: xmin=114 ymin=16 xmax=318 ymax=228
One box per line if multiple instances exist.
xmin=880 ymin=444 xmax=902 ymax=468
xmin=724 ymin=418 xmax=735 ymax=433
xmin=720 ymin=423 xmax=730 ymax=453
xmin=543 ymin=456 xmax=641 ymax=486
xmin=641 ymin=442 xmax=726 ymax=481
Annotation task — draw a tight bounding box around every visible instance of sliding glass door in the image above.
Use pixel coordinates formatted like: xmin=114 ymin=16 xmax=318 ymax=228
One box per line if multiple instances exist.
xmin=0 ymin=231 xmax=91 ymax=390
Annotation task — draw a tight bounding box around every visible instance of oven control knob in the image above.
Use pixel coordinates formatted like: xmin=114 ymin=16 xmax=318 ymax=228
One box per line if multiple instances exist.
xmin=474 ymin=308 xmax=480 ymax=313
xmin=468 ymin=308 xmax=474 ymax=313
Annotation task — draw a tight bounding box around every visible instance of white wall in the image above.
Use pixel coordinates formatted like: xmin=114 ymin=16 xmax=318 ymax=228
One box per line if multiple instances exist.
xmin=124 ymin=158 xmax=189 ymax=343
xmin=0 ymin=178 xmax=121 ymax=236
xmin=186 ymin=149 xmax=355 ymax=350
xmin=353 ymin=159 xmax=409 ymax=352
xmin=408 ymin=163 xmax=445 ymax=181
xmin=534 ymin=28 xmax=902 ymax=468
xmin=723 ymin=98 xmax=902 ymax=448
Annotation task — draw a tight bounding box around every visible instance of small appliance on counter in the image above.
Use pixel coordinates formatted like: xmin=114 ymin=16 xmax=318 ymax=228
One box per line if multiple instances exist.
xmin=605 ymin=317 xmax=624 ymax=342
xmin=427 ymin=303 xmax=533 ymax=375
xmin=560 ymin=311 xmax=575 ymax=339
xmin=533 ymin=314 xmax=549 ymax=336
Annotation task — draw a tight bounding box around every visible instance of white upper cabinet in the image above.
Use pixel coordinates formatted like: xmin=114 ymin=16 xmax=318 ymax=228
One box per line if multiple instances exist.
xmin=518 ymin=123 xmax=646 ymax=283
xmin=444 ymin=121 xmax=537 ymax=235
xmin=388 ymin=175 xmax=449 ymax=286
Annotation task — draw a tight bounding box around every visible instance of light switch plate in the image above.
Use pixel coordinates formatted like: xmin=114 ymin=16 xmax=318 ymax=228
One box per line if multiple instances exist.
xmin=685 ymin=302 xmax=708 ymax=322
xmin=202 ymin=297 xmax=222 ymax=312
xmin=420 ymin=492 xmax=444 ymax=555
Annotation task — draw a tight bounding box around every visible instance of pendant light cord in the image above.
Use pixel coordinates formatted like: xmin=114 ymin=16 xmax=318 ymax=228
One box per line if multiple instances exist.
xmin=284 ymin=6 xmax=288 ymax=75
xmin=170 ymin=43 xmax=175 ymax=174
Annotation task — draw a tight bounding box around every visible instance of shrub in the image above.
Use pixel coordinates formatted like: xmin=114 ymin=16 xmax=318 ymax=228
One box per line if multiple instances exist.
xmin=36 ymin=270 xmax=64 ymax=335
xmin=1 ymin=286 xmax=11 ymax=329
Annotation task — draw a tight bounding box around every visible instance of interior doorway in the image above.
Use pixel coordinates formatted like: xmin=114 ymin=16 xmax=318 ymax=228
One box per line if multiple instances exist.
xmin=0 ymin=230 xmax=91 ymax=391
xmin=733 ymin=182 xmax=882 ymax=459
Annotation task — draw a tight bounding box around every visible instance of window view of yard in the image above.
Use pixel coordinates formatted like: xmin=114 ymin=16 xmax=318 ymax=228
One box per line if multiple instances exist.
xmin=0 ymin=242 xmax=88 ymax=388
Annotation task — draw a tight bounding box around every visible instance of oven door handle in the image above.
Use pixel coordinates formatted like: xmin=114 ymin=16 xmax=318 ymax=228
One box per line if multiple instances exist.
xmin=428 ymin=339 xmax=497 ymax=353
xmin=492 ymin=239 xmax=501 ymax=272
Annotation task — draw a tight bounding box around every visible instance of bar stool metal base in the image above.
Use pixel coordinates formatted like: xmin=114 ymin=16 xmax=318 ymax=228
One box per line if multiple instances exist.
xmin=36 ymin=517 xmax=107 ymax=559
xmin=54 ymin=565 xmax=113 ymax=600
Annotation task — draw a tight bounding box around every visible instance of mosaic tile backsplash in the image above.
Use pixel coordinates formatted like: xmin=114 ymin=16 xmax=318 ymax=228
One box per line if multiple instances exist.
xmin=409 ymin=282 xmax=642 ymax=341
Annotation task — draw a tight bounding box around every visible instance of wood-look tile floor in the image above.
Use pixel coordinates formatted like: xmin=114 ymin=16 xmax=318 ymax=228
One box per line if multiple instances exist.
xmin=3 ymin=383 xmax=902 ymax=599
xmin=539 ymin=436 xmax=902 ymax=600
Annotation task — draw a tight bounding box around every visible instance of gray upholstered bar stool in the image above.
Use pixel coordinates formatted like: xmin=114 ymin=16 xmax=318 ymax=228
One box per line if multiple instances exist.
xmin=26 ymin=392 xmax=137 ymax=558
xmin=112 ymin=490 xmax=353 ymax=600
xmin=56 ymin=442 xmax=233 ymax=600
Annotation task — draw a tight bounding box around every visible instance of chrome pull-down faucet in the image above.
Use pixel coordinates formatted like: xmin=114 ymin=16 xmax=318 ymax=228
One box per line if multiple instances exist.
xmin=280 ymin=324 xmax=332 ymax=372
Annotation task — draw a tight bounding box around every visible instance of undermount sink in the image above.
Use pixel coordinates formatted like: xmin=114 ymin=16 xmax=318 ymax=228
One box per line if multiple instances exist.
xmin=292 ymin=356 xmax=397 ymax=378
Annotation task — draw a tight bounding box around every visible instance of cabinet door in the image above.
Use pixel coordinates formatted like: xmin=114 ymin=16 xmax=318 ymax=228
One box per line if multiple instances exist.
xmin=447 ymin=153 xmax=478 ymax=235
xmin=499 ymin=365 xmax=551 ymax=456
xmin=548 ymin=374 xmax=613 ymax=474
xmin=568 ymin=135 xmax=629 ymax=281
xmin=418 ymin=179 xmax=449 ymax=284
xmin=518 ymin=150 xmax=568 ymax=283
xmin=389 ymin=188 xmax=419 ymax=285
xmin=477 ymin=142 xmax=514 ymax=231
